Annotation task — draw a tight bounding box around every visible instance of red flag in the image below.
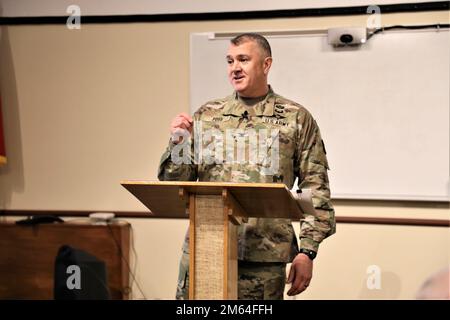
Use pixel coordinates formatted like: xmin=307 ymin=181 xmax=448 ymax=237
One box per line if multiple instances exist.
xmin=0 ymin=96 xmax=6 ymax=166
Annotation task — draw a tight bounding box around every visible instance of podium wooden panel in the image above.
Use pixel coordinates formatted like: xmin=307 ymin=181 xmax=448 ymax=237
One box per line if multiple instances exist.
xmin=122 ymin=181 xmax=303 ymax=300
xmin=122 ymin=181 xmax=302 ymax=219
xmin=0 ymin=220 xmax=130 ymax=299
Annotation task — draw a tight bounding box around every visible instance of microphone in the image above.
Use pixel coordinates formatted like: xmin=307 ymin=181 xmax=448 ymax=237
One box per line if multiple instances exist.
xmin=242 ymin=110 xmax=249 ymax=120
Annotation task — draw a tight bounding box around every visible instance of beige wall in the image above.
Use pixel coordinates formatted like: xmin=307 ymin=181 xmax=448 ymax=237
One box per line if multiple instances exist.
xmin=0 ymin=10 xmax=449 ymax=299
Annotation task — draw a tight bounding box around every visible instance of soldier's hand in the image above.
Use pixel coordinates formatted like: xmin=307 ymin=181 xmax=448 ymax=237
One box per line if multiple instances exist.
xmin=286 ymin=253 xmax=313 ymax=296
xmin=170 ymin=113 xmax=193 ymax=144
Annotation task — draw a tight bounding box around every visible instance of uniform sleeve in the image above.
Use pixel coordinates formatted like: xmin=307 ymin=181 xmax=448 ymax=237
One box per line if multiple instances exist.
xmin=294 ymin=111 xmax=336 ymax=252
xmin=157 ymin=136 xmax=198 ymax=182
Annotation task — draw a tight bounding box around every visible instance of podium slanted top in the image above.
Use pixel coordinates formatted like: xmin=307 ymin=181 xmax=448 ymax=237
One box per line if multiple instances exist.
xmin=121 ymin=181 xmax=304 ymax=219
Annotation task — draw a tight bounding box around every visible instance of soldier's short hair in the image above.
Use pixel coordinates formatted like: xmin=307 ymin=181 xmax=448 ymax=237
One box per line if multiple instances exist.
xmin=230 ymin=33 xmax=272 ymax=58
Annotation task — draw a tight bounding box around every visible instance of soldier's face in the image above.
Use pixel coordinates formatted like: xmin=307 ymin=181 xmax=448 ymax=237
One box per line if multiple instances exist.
xmin=226 ymin=41 xmax=272 ymax=97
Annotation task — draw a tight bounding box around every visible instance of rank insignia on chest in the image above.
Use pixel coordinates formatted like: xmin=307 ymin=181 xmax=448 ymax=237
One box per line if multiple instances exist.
xmin=274 ymin=104 xmax=286 ymax=119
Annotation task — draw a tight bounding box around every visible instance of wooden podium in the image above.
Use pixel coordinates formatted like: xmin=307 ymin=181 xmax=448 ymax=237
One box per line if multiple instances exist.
xmin=121 ymin=181 xmax=303 ymax=300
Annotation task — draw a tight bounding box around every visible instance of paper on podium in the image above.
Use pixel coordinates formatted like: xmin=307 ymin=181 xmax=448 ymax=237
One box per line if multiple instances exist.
xmin=290 ymin=189 xmax=316 ymax=216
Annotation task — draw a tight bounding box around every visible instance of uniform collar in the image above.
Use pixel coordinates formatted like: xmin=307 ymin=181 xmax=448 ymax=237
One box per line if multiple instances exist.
xmin=223 ymin=85 xmax=276 ymax=117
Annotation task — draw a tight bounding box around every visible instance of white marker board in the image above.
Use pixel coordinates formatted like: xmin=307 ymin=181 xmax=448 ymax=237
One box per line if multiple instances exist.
xmin=190 ymin=30 xmax=449 ymax=201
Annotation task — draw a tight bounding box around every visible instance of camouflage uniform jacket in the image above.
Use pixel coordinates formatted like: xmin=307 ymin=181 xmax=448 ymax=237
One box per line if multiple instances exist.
xmin=158 ymin=86 xmax=336 ymax=262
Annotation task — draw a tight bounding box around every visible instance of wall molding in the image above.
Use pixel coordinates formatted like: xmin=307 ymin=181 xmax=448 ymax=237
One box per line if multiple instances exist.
xmin=0 ymin=2 xmax=448 ymax=25
xmin=1 ymin=209 xmax=449 ymax=227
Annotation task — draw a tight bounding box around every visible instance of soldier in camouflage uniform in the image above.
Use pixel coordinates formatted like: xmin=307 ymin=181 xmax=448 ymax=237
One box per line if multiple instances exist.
xmin=158 ymin=33 xmax=336 ymax=300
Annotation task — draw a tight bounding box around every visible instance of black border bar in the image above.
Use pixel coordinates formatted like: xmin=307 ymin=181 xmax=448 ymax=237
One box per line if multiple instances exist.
xmin=0 ymin=1 xmax=448 ymax=25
